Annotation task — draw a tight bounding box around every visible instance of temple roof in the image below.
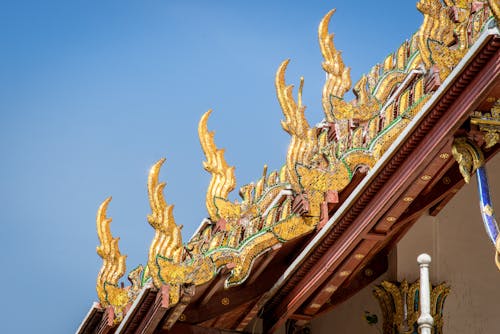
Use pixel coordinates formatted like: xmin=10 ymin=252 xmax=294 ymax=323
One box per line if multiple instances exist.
xmin=78 ymin=1 xmax=500 ymax=333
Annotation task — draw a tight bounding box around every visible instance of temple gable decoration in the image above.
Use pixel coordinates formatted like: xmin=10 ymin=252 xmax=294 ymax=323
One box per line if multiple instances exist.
xmin=90 ymin=0 xmax=498 ymax=327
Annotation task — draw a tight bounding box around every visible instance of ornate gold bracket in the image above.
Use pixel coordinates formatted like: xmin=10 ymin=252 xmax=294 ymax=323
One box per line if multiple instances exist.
xmin=471 ymin=99 xmax=500 ymax=149
xmin=452 ymin=133 xmax=500 ymax=272
xmin=452 ymin=137 xmax=484 ymax=184
xmin=373 ymin=279 xmax=450 ymax=334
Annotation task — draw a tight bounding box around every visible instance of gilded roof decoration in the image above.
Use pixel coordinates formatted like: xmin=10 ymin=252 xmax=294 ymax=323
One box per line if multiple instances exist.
xmin=95 ymin=197 xmax=137 ymax=323
xmin=276 ymin=59 xmax=317 ymax=190
xmin=373 ymin=279 xmax=450 ymax=334
xmin=198 ymin=110 xmax=237 ymax=222
xmin=147 ymin=158 xmax=183 ymax=288
xmin=452 ymin=137 xmax=485 ymax=184
xmin=91 ymin=0 xmax=498 ymax=324
xmin=488 ymin=0 xmax=500 ymax=22
xmin=319 ymin=9 xmax=352 ymax=121
xmin=320 ymin=10 xmax=381 ymax=123
xmin=471 ymin=99 xmax=500 ymax=148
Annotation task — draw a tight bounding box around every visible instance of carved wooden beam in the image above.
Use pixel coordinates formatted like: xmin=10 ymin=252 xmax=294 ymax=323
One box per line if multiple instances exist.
xmin=96 ymin=307 xmax=116 ymax=334
xmin=114 ymin=286 xmax=157 ymax=334
xmin=183 ymin=281 xmax=270 ymax=324
xmin=163 ymin=285 xmax=195 ymax=330
xmin=312 ymin=252 xmax=389 ymax=318
xmin=134 ymin=286 xmax=170 ymax=334
xmin=162 ymin=322 xmax=250 ymax=334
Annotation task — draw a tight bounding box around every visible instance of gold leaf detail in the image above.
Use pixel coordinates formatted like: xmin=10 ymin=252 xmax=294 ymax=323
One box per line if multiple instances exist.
xmin=428 ymin=40 xmax=466 ymax=81
xmin=157 ymin=256 xmax=214 ymax=286
xmin=271 ymin=215 xmax=314 ymax=241
xmin=416 ymin=0 xmax=460 ymax=79
xmin=198 ymin=110 xmax=237 ymax=221
xmin=439 ymin=153 xmax=450 ymax=159
xmin=147 ymin=158 xmax=183 ymax=287
xmin=295 ymin=163 xmax=350 ymax=193
xmin=484 ymin=204 xmax=494 ymax=217
xmin=488 ymin=0 xmax=500 ymax=23
xmin=319 ymin=10 xmax=380 ymax=121
xmin=330 ymin=75 xmax=381 ymax=121
xmin=214 ymin=197 xmax=241 ymax=220
xmin=276 ymin=59 xmax=317 ymax=190
xmin=374 ymin=280 xmax=450 ymax=334
xmin=452 ymin=138 xmax=484 ymax=184
xmin=319 ymin=9 xmax=351 ymax=119
xmin=484 ymin=129 xmax=499 ymax=149
xmin=95 ymin=197 xmax=129 ymax=321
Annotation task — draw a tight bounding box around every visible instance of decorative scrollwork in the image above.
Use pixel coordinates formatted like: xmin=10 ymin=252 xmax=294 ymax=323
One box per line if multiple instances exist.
xmin=416 ymin=0 xmax=468 ymax=80
xmin=96 ymin=197 xmax=129 ymax=322
xmin=319 ymin=9 xmax=351 ymax=122
xmin=452 ymin=137 xmax=484 ymax=184
xmin=319 ymin=10 xmax=381 ymax=122
xmin=471 ymin=99 xmax=500 ymax=148
xmin=276 ymin=59 xmax=317 ymax=190
xmin=198 ymin=110 xmax=237 ymax=222
xmin=147 ymin=158 xmax=184 ymax=287
xmin=488 ymin=0 xmax=499 ymax=23
xmin=373 ymin=279 xmax=450 ymax=334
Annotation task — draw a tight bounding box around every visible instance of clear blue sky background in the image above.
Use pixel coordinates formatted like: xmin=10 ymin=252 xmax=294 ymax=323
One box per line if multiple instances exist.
xmin=0 ymin=1 xmax=422 ymax=332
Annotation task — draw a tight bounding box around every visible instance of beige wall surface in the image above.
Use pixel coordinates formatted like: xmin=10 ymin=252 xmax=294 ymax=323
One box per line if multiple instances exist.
xmin=312 ymin=154 xmax=500 ymax=333
xmin=311 ymin=273 xmax=390 ymax=333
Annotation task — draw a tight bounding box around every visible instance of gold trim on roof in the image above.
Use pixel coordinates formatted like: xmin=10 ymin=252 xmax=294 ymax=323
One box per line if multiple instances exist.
xmin=488 ymin=0 xmax=500 ymax=22
xmin=90 ymin=0 xmax=497 ymax=323
xmin=417 ymin=0 xmax=466 ymax=81
xmin=452 ymin=137 xmax=485 ymax=184
xmin=471 ymin=99 xmax=500 ymax=148
xmin=276 ymin=59 xmax=317 ymax=189
xmin=147 ymin=158 xmax=184 ymax=287
xmin=198 ymin=109 xmax=237 ymax=222
xmin=319 ymin=10 xmax=380 ymax=122
xmin=319 ymin=9 xmax=351 ymax=120
xmin=95 ymin=197 xmax=130 ymax=322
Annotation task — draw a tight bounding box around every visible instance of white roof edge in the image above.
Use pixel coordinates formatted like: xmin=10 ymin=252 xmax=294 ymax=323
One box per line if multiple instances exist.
xmin=115 ymin=283 xmax=153 ymax=334
xmin=75 ymin=302 xmax=101 ymax=334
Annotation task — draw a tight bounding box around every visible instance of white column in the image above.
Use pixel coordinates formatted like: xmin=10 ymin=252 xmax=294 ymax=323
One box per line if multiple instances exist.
xmin=417 ymin=253 xmax=433 ymax=334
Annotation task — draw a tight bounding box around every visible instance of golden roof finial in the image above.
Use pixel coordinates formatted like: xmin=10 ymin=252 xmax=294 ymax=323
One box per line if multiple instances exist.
xmin=96 ymin=197 xmax=127 ymax=307
xmin=147 ymin=158 xmax=183 ymax=287
xmin=416 ymin=0 xmax=462 ymax=79
xmin=319 ymin=9 xmax=352 ymax=122
xmin=319 ymin=9 xmax=381 ymax=122
xmin=277 ymin=60 xmax=309 ymax=137
xmin=276 ymin=59 xmax=317 ymax=189
xmin=198 ymin=110 xmax=237 ymax=221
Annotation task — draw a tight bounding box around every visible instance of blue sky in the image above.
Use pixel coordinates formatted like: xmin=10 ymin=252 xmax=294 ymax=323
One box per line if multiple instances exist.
xmin=0 ymin=1 xmax=421 ymax=332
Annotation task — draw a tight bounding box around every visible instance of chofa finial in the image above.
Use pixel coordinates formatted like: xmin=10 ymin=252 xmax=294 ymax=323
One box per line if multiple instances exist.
xmin=198 ymin=110 xmax=237 ymax=221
